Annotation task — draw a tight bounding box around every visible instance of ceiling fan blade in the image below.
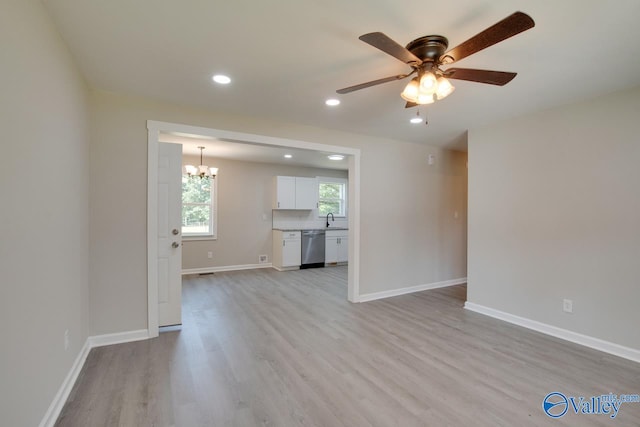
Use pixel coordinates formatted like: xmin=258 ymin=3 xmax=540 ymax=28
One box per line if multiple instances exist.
xmin=336 ymin=73 xmax=410 ymax=94
xmin=440 ymin=12 xmax=535 ymax=64
xmin=359 ymin=32 xmax=422 ymax=65
xmin=405 ymin=102 xmax=418 ymax=108
xmin=445 ymin=68 xmax=517 ymax=85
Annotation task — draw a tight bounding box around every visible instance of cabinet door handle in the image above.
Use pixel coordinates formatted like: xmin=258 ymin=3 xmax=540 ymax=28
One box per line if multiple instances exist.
xmin=278 ymin=202 xmax=280 ymax=208
xmin=283 ymin=240 xmax=285 ymax=246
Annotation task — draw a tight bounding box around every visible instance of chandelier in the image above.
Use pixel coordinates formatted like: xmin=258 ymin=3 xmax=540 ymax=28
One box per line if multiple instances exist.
xmin=185 ymin=146 xmax=218 ymax=179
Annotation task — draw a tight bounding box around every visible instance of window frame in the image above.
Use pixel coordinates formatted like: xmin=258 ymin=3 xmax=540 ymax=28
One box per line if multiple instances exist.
xmin=181 ymin=174 xmax=218 ymax=240
xmin=317 ymin=176 xmax=348 ymax=218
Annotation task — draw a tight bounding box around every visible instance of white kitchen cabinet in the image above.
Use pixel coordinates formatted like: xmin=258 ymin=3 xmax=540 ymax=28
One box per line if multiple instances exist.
xmin=325 ymin=236 xmax=339 ymax=263
xmin=337 ymin=235 xmax=348 ymax=263
xmin=273 ymin=176 xmax=318 ymax=210
xmin=294 ymin=177 xmax=318 ymax=210
xmin=273 ymin=176 xmax=296 ymax=209
xmin=272 ymin=230 xmax=301 ymax=271
xmin=325 ymin=230 xmax=348 ymax=265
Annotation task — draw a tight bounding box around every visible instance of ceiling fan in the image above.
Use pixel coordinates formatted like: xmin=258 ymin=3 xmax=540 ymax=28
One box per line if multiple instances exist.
xmin=336 ymin=12 xmax=535 ymax=108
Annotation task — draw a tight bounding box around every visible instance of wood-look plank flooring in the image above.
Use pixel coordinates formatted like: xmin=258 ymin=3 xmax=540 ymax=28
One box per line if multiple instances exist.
xmin=56 ymin=267 xmax=640 ymax=426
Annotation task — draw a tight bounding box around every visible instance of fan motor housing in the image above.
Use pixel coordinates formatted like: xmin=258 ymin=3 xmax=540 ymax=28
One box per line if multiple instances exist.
xmin=406 ymin=35 xmax=449 ymax=61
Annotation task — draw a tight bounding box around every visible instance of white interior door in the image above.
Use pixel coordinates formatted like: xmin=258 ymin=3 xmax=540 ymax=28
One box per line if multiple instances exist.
xmin=158 ymin=142 xmax=182 ymax=326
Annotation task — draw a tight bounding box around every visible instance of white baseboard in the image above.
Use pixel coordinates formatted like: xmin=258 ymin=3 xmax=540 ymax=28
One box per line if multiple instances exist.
xmin=182 ymin=263 xmax=273 ymax=275
xmin=88 ymin=328 xmax=150 ymax=348
xmin=357 ymin=277 xmax=467 ymax=303
xmin=38 ymin=338 xmax=91 ymax=427
xmin=272 ymin=265 xmax=300 ymax=272
xmin=39 ymin=329 xmax=150 ymax=427
xmin=464 ymin=302 xmax=640 ymax=364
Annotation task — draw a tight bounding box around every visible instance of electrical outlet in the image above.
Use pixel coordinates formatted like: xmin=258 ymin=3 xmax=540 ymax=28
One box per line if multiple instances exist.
xmin=563 ymin=299 xmax=573 ymax=314
xmin=259 ymin=254 xmax=268 ymax=264
xmin=207 ymin=251 xmax=213 ymax=259
xmin=64 ymin=329 xmax=70 ymax=351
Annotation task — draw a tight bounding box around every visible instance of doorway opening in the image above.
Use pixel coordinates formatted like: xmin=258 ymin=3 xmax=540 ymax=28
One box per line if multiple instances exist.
xmin=147 ymin=120 xmax=361 ymax=337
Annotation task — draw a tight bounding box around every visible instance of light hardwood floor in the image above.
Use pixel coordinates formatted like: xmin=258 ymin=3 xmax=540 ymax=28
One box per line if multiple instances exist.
xmin=56 ymin=267 xmax=640 ymax=426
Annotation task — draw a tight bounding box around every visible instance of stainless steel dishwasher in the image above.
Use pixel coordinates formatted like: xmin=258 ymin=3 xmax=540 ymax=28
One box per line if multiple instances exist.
xmin=301 ymin=230 xmax=325 ymax=269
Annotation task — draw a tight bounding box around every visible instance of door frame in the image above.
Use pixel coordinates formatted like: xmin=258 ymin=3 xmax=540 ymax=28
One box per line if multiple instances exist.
xmin=147 ymin=120 xmax=361 ymax=338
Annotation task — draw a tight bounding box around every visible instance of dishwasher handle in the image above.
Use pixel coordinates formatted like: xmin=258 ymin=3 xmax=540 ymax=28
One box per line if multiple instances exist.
xmin=302 ymin=230 xmax=326 ymax=237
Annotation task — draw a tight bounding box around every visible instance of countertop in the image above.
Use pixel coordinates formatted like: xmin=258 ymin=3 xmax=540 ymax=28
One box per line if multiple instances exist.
xmin=273 ymin=228 xmax=348 ymax=231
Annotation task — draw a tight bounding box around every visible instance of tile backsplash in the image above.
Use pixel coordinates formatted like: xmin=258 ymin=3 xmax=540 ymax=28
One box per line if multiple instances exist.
xmin=272 ymin=210 xmax=348 ymax=230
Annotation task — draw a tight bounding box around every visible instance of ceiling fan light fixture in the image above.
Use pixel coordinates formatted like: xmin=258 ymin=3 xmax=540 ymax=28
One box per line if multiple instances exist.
xmin=435 ymin=77 xmax=455 ymax=100
xmin=400 ymin=78 xmax=420 ymax=102
xmin=336 ymin=12 xmax=536 ymax=119
xmin=402 ymin=73 xmax=439 ymax=104
xmin=419 ymin=72 xmax=437 ymax=95
xmin=416 ymin=92 xmax=435 ymax=105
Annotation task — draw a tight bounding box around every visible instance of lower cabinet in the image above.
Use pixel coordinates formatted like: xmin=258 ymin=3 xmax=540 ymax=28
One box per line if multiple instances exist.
xmin=325 ymin=230 xmax=348 ymax=265
xmin=272 ymin=230 xmax=301 ymax=271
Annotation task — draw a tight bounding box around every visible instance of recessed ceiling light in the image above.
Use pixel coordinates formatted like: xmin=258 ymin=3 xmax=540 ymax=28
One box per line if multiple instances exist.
xmin=325 ymin=99 xmax=340 ymax=106
xmin=284 ymin=154 xmax=293 ymax=159
xmin=212 ymin=74 xmax=231 ymax=84
xmin=328 ymin=154 xmax=345 ymax=161
xmin=410 ymin=117 xmax=423 ymax=124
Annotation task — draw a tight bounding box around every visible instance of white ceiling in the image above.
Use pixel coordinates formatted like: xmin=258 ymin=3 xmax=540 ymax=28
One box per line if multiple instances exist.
xmin=44 ymin=0 xmax=640 ymax=152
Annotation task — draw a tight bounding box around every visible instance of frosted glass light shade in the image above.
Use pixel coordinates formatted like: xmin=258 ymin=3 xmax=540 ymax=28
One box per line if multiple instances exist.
xmin=436 ymin=77 xmax=455 ymax=100
xmin=400 ymin=78 xmax=420 ymax=102
xmin=401 ymin=73 xmax=455 ymax=104
xmin=419 ymin=72 xmax=437 ymax=95
xmin=417 ymin=92 xmax=435 ymax=104
xmin=185 ymin=164 xmax=216 ymax=178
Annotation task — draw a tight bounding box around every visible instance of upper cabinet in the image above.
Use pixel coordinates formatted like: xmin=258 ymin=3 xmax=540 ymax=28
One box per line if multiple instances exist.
xmin=294 ymin=177 xmax=318 ymax=210
xmin=273 ymin=176 xmax=318 ymax=210
xmin=273 ymin=176 xmax=296 ymax=209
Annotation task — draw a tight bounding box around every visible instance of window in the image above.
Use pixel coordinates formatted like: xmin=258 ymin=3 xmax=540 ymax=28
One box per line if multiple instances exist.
xmin=318 ymin=177 xmax=347 ymax=217
xmin=182 ymin=175 xmax=217 ymax=238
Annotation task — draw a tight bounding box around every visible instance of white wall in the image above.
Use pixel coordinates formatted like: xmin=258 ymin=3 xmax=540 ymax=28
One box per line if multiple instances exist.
xmin=468 ymin=86 xmax=640 ymax=350
xmin=180 ymin=154 xmax=347 ymax=270
xmin=89 ymin=89 xmax=467 ymax=334
xmin=0 ymin=1 xmax=90 ymax=426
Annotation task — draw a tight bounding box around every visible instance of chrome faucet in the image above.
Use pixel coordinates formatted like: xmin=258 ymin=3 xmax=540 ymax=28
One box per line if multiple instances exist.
xmin=326 ymin=212 xmax=334 ymax=228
